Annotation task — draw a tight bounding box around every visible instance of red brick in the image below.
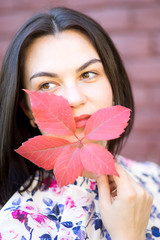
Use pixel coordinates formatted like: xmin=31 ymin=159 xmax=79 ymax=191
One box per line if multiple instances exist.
xmin=59 ymin=0 xmax=108 ymax=10
xmin=111 ymin=33 xmax=151 ymax=58
xmin=0 ymin=0 xmax=157 ymax=12
xmin=132 ymin=6 xmax=160 ymax=31
xmin=152 ymin=34 xmax=160 ymax=55
xmin=0 ymin=40 xmax=10 ymax=67
xmin=105 ymin=0 xmax=157 ymax=3
xmin=0 ymin=11 xmax=34 ymax=37
xmin=132 ymin=84 xmax=160 ymax=107
xmin=0 ymin=0 xmax=61 ymax=11
xmin=121 ymin=131 xmax=160 ymax=164
xmin=133 ymin=108 xmax=160 ymax=131
xmin=0 ymin=0 xmax=14 ymax=10
xmin=86 ymin=8 xmax=131 ymax=32
xmin=125 ymin=57 xmax=160 ymax=83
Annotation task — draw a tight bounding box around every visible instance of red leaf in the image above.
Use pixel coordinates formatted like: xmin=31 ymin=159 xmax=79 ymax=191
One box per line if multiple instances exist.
xmin=15 ymin=136 xmax=71 ymax=170
xmin=54 ymin=144 xmax=83 ymax=187
xmin=84 ymin=105 xmax=131 ymax=140
xmin=15 ymin=92 xmax=132 ymax=186
xmin=24 ymin=90 xmax=76 ymax=135
xmin=80 ymin=143 xmax=118 ymax=176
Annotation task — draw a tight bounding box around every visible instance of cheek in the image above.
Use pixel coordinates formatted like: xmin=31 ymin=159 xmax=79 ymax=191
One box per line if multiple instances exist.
xmin=99 ymin=88 xmax=113 ymax=107
xmin=87 ymin=81 xmax=113 ymax=108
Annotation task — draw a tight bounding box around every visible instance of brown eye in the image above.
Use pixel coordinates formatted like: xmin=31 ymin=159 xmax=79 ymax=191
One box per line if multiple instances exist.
xmin=82 ymin=72 xmax=90 ymax=79
xmin=39 ymin=82 xmax=58 ymax=91
xmin=81 ymin=71 xmax=97 ymax=80
xmin=42 ymin=83 xmax=50 ymax=89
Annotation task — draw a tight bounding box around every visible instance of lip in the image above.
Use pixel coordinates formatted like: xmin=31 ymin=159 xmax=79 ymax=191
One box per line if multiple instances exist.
xmin=74 ymin=114 xmax=91 ymax=128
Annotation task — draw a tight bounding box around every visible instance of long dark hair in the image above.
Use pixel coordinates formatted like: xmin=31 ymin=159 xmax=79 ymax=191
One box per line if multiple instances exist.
xmin=0 ymin=7 xmax=134 ymax=205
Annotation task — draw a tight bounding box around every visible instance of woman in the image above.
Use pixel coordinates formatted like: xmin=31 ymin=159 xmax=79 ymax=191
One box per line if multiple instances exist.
xmin=0 ymin=7 xmax=159 ymax=239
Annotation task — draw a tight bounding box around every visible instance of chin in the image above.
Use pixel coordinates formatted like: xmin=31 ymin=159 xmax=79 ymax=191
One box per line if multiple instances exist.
xmin=82 ymin=169 xmax=97 ymax=179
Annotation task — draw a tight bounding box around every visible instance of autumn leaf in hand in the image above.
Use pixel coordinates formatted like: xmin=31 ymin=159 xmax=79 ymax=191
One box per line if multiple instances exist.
xmin=15 ymin=90 xmax=131 ymax=187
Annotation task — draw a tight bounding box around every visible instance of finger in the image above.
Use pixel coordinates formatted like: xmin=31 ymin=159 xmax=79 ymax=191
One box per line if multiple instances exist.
xmin=114 ymin=164 xmax=146 ymax=194
xmin=112 ymin=164 xmax=135 ymax=197
xmin=108 ymin=175 xmax=117 ymax=189
xmin=97 ymin=175 xmax=111 ymax=205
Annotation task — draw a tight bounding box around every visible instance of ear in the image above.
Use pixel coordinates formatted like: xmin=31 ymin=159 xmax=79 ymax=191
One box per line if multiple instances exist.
xmin=20 ymin=96 xmax=33 ymax=119
xmin=20 ymin=97 xmax=37 ymax=128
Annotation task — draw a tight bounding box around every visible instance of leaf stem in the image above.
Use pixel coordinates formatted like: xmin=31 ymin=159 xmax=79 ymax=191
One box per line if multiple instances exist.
xmin=73 ymin=132 xmax=84 ymax=146
xmin=80 ymin=136 xmax=86 ymax=142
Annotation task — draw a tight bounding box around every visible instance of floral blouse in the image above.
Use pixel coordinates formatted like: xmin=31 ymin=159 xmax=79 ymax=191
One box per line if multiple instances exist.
xmin=0 ymin=156 xmax=160 ymax=240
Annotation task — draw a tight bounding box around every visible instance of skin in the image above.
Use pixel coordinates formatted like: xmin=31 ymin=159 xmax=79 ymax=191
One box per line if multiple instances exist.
xmin=21 ymin=30 xmax=153 ymax=239
xmin=22 ymin=31 xmax=113 ymax=143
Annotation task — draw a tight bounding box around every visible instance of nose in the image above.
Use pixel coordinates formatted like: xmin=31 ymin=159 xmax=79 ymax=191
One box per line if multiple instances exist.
xmin=63 ymin=83 xmax=86 ymax=108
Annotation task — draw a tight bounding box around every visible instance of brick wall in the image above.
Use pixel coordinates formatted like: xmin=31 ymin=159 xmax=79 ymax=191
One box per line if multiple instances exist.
xmin=0 ymin=0 xmax=159 ymax=164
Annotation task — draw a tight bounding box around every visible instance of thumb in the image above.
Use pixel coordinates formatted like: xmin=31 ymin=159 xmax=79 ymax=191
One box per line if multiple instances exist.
xmin=97 ymin=175 xmax=111 ymax=206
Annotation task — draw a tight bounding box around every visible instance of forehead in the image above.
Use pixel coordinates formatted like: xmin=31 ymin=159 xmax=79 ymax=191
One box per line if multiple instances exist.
xmin=24 ymin=30 xmax=100 ymax=74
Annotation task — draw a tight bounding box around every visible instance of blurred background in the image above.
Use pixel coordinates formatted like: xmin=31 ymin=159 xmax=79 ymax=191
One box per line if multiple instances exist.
xmin=0 ymin=0 xmax=159 ymax=164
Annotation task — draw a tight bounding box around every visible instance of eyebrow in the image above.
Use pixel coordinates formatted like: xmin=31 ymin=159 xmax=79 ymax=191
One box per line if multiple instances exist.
xmin=30 ymin=58 xmax=102 ymax=81
xmin=30 ymin=72 xmax=58 ymax=81
xmin=76 ymin=58 xmax=102 ymax=73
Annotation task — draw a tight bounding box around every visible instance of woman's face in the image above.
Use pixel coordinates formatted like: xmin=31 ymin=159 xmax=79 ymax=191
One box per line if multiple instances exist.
xmin=23 ymin=30 xmax=113 ymax=143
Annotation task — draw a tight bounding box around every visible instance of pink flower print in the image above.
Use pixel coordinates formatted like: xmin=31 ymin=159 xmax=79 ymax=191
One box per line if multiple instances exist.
xmin=12 ymin=209 xmax=28 ymax=223
xmin=32 ymin=213 xmax=47 ymax=224
xmin=25 ymin=205 xmax=34 ymax=210
xmin=43 ymin=177 xmax=57 ymax=189
xmin=90 ymin=180 xmax=96 ymax=190
xmin=42 ymin=177 xmax=63 ymax=194
xmin=65 ymin=197 xmax=75 ymax=208
xmin=1 ymin=230 xmax=19 ymax=240
xmin=49 ymin=178 xmax=58 ymax=188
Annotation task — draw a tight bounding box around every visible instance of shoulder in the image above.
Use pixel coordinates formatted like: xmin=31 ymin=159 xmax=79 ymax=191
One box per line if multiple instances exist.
xmin=117 ymin=155 xmax=160 ymax=179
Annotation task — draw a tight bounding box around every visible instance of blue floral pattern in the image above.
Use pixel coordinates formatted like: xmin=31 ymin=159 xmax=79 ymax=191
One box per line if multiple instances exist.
xmin=0 ymin=156 xmax=160 ymax=239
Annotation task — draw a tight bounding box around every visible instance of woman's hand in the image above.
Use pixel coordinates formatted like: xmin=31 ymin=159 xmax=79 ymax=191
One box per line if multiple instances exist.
xmin=97 ymin=164 xmax=153 ymax=240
